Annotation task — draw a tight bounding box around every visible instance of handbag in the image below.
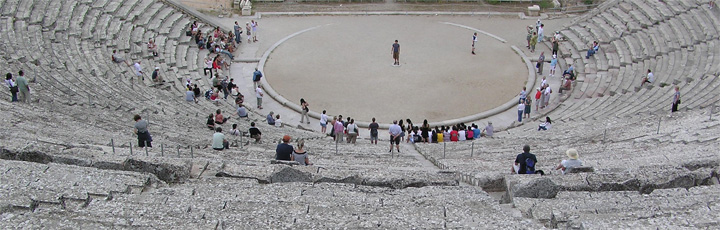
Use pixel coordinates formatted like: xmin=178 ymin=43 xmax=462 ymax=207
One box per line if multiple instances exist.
xmin=9 ymin=86 xmax=18 ymax=93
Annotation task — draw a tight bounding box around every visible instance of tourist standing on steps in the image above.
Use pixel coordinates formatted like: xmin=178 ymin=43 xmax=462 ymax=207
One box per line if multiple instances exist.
xmin=246 ymin=22 xmax=252 ymax=43
xmin=5 ymin=73 xmax=18 ymax=102
xmin=421 ymin=119 xmax=431 ymax=143
xmin=537 ymin=24 xmax=544 ymax=42
xmin=15 ymin=71 xmax=29 ymax=103
xmin=369 ymin=117 xmax=379 ymax=145
xmin=346 ymin=119 xmax=358 ymax=144
xmin=529 ymin=32 xmax=538 ymax=53
xmin=251 ymin=20 xmax=259 ymax=42
xmin=212 ymin=127 xmax=229 ymax=151
xmin=320 ymin=110 xmax=329 ymax=134
xmin=517 ymin=101 xmax=524 ymax=122
xmin=389 ymin=120 xmax=402 ymax=153
xmin=537 ymin=52 xmax=545 ymax=74
xmin=544 ymin=83 xmax=552 ymax=108
xmin=300 ymin=98 xmax=310 ymax=124
xmin=391 ymin=40 xmax=400 ymax=66
xmin=134 ymin=61 xmax=144 ymax=80
xmin=133 ymin=115 xmax=152 ymax=149
xmin=549 ymin=54 xmax=557 ymax=77
xmin=255 ymin=84 xmax=264 ymax=109
xmin=234 ymin=21 xmax=242 ymax=44
xmin=672 ymin=86 xmax=681 ymax=112
xmin=471 ymin=32 xmax=478 ymax=55
xmin=253 ymin=68 xmax=263 ymax=89
xmin=526 ymin=25 xmax=534 ymax=49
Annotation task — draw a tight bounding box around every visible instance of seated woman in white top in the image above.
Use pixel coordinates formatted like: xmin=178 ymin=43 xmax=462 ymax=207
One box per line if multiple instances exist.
xmin=538 ymin=116 xmax=552 ymax=131
xmin=555 ymin=149 xmax=583 ymax=174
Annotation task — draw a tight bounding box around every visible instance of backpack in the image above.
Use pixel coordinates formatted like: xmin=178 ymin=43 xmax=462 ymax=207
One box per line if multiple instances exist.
xmin=525 ymin=158 xmax=536 ymax=174
xmin=204 ymin=89 xmax=212 ymax=100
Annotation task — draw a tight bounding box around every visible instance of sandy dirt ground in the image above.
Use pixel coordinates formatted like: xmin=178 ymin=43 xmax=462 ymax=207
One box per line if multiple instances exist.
xmin=262 ymin=15 xmax=527 ymax=122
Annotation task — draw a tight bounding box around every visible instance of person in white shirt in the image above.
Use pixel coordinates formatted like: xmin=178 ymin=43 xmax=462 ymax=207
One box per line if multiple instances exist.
xmin=274 ymin=114 xmax=283 ymax=128
xmin=133 ymin=61 xmax=143 ymax=80
xmin=389 ymin=120 xmax=402 ymax=153
xmin=641 ymin=69 xmax=654 ymax=86
xmin=517 ymin=101 xmax=525 ymax=122
xmin=320 ymin=110 xmax=328 ymax=133
xmin=543 ymin=84 xmax=552 ymax=107
xmin=346 ymin=119 xmax=359 ymax=144
xmin=255 ymin=85 xmax=264 ymax=109
xmin=556 ymin=149 xmax=583 ymax=174
xmin=5 ymin=73 xmax=18 ymax=102
xmin=458 ymin=128 xmax=466 ymax=141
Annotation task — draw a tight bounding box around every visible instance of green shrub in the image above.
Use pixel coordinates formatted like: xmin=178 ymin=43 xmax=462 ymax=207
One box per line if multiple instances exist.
xmin=538 ymin=0 xmax=554 ymax=9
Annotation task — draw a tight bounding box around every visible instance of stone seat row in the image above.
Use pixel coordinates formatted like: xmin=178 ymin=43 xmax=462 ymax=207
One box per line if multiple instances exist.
xmin=512 ymin=185 xmax=720 ymax=229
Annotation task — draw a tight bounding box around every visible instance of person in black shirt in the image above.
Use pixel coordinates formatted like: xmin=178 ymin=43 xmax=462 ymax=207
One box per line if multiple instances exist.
xmin=513 ymin=145 xmax=538 ymax=174
xmin=248 ymin=122 xmax=262 ymax=143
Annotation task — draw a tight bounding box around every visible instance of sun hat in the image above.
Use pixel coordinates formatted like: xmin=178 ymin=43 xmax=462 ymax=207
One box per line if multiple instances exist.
xmin=566 ymin=149 xmax=579 ymax=160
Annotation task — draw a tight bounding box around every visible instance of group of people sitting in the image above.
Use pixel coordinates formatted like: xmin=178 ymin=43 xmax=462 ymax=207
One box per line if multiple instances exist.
xmin=512 ymin=145 xmax=584 ymax=175
xmin=191 ymin=22 xmax=236 ymax=60
xmin=210 ymin=121 xmax=264 ymax=151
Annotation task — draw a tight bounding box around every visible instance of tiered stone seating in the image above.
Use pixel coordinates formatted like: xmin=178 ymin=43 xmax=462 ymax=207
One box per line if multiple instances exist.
xmin=550 ymin=0 xmax=720 ymax=120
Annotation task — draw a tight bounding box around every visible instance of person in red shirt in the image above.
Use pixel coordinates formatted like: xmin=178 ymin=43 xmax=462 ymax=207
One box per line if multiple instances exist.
xmin=450 ymin=126 xmax=459 ymax=142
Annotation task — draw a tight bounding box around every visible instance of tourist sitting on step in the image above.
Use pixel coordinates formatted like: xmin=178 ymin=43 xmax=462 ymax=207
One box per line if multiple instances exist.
xmin=237 ymin=103 xmax=248 ymax=119
xmin=275 ymin=114 xmax=283 ymax=128
xmin=215 ymin=109 xmax=229 ymax=125
xmin=229 ymin=124 xmax=241 ymax=136
xmin=196 ymin=33 xmax=206 ymax=49
xmin=276 ymin=135 xmax=293 ymax=161
xmin=563 ymin=65 xmax=575 ymax=80
xmin=291 ymin=140 xmax=312 ymax=166
xmin=249 ymin=122 xmax=262 ymax=143
xmin=585 ymin=41 xmax=599 ymax=59
xmin=538 ymin=117 xmax=552 ymax=131
xmin=151 ymin=67 xmax=164 ymax=83
xmin=559 ymin=77 xmax=572 ymax=94
xmin=513 ymin=145 xmax=544 ymax=175
xmin=213 ymin=26 xmax=223 ymax=39
xmin=215 ymin=45 xmax=234 ymax=61
xmin=481 ymin=122 xmax=494 ymax=137
xmin=641 ymin=69 xmax=654 ymax=87
xmin=206 ymin=114 xmax=216 ymax=130
xmin=190 ymin=21 xmax=199 ymax=37
xmin=555 ymin=149 xmax=583 ymax=175
xmin=267 ymin=112 xmax=275 ymax=126
xmin=185 ymin=87 xmax=196 ymax=103
xmin=147 ymin=38 xmax=158 ymax=57
xmin=212 ymin=127 xmax=229 ymax=151
xmin=111 ymin=50 xmax=130 ymax=66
